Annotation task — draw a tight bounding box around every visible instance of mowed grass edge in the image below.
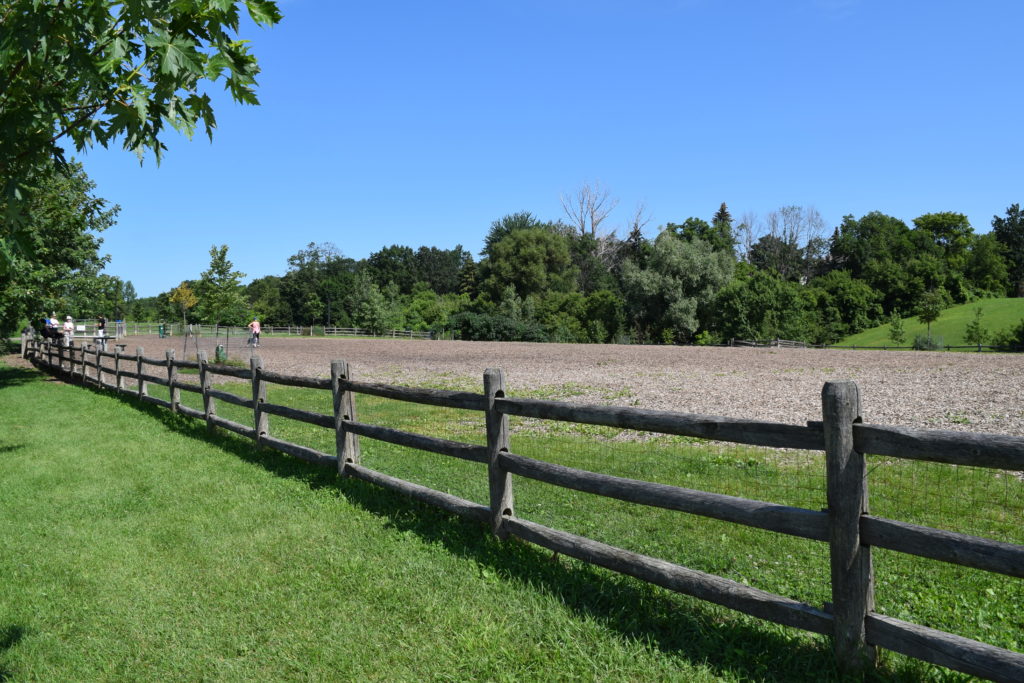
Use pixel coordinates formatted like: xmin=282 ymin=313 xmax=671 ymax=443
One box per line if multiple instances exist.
xmin=1 ymin=357 xmax=1016 ymax=681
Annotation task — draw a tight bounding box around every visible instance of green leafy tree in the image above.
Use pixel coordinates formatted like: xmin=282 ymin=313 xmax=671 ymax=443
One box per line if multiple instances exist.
xmin=887 ymin=310 xmax=906 ymax=346
xmin=963 ymin=307 xmax=989 ymax=347
xmin=168 ymin=281 xmax=199 ymax=328
xmin=0 ymin=0 xmax=282 ymax=271
xmin=710 ymin=265 xmax=813 ymax=342
xmin=748 ymin=233 xmax=805 ymax=281
xmin=669 ymin=212 xmax=735 ymax=256
xmin=992 ymin=204 xmax=1024 ymax=296
xmin=245 ymin=275 xmax=291 ymax=325
xmin=354 ymin=282 xmax=388 ymax=335
xmin=621 ymin=229 xmax=734 ymax=343
xmin=915 ymin=288 xmax=950 ymax=343
xmin=280 ymin=242 xmax=356 ymax=325
xmin=964 ymin=233 xmax=1010 ymax=297
xmin=480 ymin=228 xmax=577 ymax=301
xmin=805 ymin=270 xmax=883 ymax=343
xmin=0 ymin=161 xmax=116 ymax=336
xmin=366 ymin=245 xmax=418 ymax=294
xmin=584 ymin=290 xmax=625 ymax=343
xmin=481 ymin=212 xmax=544 ymax=258
xmin=120 ymin=281 xmax=137 ymax=320
xmin=991 ymin=318 xmax=1024 ymax=349
xmin=195 ymin=244 xmax=247 ymax=325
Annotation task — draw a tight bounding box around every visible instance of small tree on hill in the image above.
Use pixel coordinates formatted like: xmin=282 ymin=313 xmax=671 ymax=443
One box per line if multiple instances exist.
xmin=963 ymin=307 xmax=989 ymax=347
xmin=916 ymin=288 xmax=949 ymax=344
xmin=887 ymin=310 xmax=906 ymax=345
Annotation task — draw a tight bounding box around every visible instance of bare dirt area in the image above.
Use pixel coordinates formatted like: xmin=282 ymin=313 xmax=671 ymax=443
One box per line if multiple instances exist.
xmin=124 ymin=334 xmax=1024 ymax=436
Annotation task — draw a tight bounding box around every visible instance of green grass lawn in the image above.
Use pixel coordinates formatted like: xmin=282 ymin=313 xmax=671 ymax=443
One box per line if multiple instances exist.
xmin=1 ymin=358 xmax=1021 ymax=681
xmin=840 ymin=297 xmax=1024 ymax=348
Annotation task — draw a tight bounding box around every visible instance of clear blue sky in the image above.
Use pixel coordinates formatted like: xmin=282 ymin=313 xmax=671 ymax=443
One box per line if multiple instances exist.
xmin=79 ymin=0 xmax=1024 ymax=297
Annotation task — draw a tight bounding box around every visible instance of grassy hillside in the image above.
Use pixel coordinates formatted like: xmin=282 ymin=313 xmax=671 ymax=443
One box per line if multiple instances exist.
xmin=840 ymin=297 xmax=1024 ymax=347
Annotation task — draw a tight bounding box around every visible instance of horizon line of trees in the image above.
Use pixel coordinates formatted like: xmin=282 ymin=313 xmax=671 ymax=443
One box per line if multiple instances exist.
xmin=127 ymin=192 xmax=1024 ymax=349
xmin=5 ymin=163 xmax=1022 ymax=349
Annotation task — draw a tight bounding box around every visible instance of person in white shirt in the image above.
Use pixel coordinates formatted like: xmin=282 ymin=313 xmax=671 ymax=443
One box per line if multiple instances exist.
xmin=62 ymin=315 xmax=74 ymax=346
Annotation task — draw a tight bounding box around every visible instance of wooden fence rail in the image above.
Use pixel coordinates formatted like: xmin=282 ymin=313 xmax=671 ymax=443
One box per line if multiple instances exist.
xmin=21 ymin=334 xmax=1024 ymax=682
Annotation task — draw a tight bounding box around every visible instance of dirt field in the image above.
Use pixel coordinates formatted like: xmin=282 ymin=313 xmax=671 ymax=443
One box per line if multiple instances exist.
xmin=117 ymin=334 xmax=1024 ymax=436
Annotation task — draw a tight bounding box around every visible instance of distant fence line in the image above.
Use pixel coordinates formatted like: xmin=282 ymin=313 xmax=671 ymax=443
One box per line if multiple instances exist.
xmin=110 ymin=322 xmax=433 ymax=340
xmin=59 ymin=323 xmax=1018 ymax=350
xmin=21 ymin=334 xmax=1024 ymax=681
xmin=730 ymin=338 xmax=1022 ymax=352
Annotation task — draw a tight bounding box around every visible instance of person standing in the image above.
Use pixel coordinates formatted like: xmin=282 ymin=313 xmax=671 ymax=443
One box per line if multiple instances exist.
xmin=62 ymin=315 xmax=74 ymax=346
xmin=248 ymin=318 xmax=261 ymax=347
xmin=96 ymin=314 xmax=106 ymax=337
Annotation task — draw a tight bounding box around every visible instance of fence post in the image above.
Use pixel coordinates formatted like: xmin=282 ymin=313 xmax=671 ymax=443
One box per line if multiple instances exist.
xmin=79 ymin=343 xmax=86 ymax=381
xmin=199 ymin=350 xmax=216 ymax=431
xmin=95 ymin=345 xmax=103 ymax=386
xmin=484 ymin=368 xmax=514 ymax=539
xmin=822 ymin=380 xmax=875 ymax=674
xmin=114 ymin=346 xmax=122 ymax=390
xmin=20 ymin=332 xmax=27 ymax=358
xmin=167 ymin=349 xmax=179 ymax=413
xmin=331 ymin=360 xmax=361 ymax=475
xmin=250 ymin=356 xmax=268 ymax=444
xmin=135 ymin=346 xmax=147 ymax=399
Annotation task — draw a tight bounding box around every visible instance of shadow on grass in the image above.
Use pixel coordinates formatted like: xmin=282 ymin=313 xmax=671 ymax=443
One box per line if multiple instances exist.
xmin=0 ymin=624 xmax=27 ymax=681
xmin=0 ymin=364 xmax=40 ymax=391
xmin=80 ymin=380 xmax=936 ymax=682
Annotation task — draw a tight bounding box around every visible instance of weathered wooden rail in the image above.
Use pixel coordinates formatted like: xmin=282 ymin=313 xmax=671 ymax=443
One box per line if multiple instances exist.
xmin=22 ymin=336 xmax=1024 ymax=682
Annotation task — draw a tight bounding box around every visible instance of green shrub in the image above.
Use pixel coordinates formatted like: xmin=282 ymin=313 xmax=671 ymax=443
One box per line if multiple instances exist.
xmin=991 ymin=318 xmax=1024 ymax=350
xmin=912 ymin=333 xmax=943 ymax=351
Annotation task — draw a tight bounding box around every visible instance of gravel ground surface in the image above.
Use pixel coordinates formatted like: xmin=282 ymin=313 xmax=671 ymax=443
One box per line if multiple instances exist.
xmin=116 ymin=334 xmax=1024 ymax=436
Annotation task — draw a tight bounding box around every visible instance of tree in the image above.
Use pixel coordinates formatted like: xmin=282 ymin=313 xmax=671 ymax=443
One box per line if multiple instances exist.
xmin=748 ymin=233 xmax=804 ymax=280
xmin=482 ymin=212 xmax=543 ymax=258
xmin=0 ymin=0 xmax=282 ymax=271
xmin=168 ymin=282 xmax=198 ymax=328
xmin=916 ymin=288 xmax=950 ymax=343
xmin=744 ymin=206 xmax=824 ymax=281
xmin=281 ymin=242 xmax=355 ymax=325
xmin=992 ymin=204 xmax=1024 ymax=296
xmin=246 ymin=275 xmax=291 ymax=325
xmin=366 ymin=245 xmax=417 ymax=294
xmin=888 ymin=310 xmax=906 ymax=346
xmin=195 ymin=244 xmax=247 ymax=325
xmin=561 ymin=180 xmax=618 ymax=237
xmin=621 ymin=229 xmax=734 ymax=343
xmin=121 ymin=281 xmax=137 ymax=320
xmin=667 ymin=216 xmax=734 ymax=255
xmin=414 ymin=245 xmax=469 ymax=295
xmin=712 ymin=202 xmax=733 ymax=229
xmin=480 ymin=228 xmax=576 ymax=301
xmin=805 ymin=270 xmax=883 ymax=342
xmin=0 ymin=160 xmax=116 ymax=336
xmin=964 ymin=307 xmax=989 ymax=347
xmin=710 ymin=265 xmax=813 ymax=342
xmin=829 ymin=212 xmax=920 ymax=313
xmin=964 ymin=233 xmax=1010 ymax=297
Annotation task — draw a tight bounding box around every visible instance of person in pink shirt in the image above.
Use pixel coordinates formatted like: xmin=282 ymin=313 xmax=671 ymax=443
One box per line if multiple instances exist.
xmin=247 ymin=318 xmax=261 ymax=347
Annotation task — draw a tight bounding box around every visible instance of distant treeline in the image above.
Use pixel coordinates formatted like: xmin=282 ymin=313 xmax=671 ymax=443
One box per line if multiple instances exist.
xmin=131 ymin=201 xmax=1024 ymax=347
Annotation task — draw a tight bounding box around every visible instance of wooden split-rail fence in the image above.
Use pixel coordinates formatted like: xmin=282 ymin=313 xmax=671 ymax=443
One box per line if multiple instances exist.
xmin=21 ymin=335 xmax=1024 ymax=681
